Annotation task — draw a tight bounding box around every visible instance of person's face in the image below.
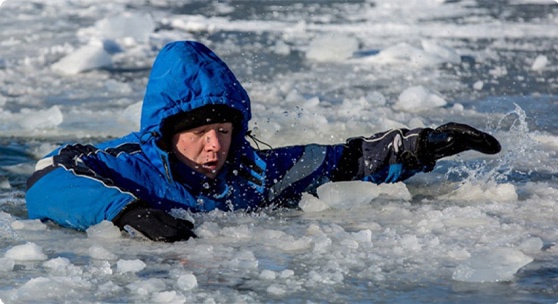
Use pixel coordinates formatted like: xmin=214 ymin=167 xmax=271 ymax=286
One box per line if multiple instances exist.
xmin=171 ymin=122 xmax=233 ymax=179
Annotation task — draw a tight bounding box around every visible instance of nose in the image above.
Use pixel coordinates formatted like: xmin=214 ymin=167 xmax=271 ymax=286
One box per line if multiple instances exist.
xmin=204 ymin=129 xmax=222 ymax=152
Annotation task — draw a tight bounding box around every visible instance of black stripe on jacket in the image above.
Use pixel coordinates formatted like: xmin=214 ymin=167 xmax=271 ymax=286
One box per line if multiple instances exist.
xmin=26 ymin=143 xmax=141 ymax=190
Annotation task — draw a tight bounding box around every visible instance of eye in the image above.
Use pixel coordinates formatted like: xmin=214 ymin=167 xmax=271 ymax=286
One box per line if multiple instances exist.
xmin=218 ymin=127 xmax=230 ymax=134
xmin=192 ymin=128 xmax=205 ymax=135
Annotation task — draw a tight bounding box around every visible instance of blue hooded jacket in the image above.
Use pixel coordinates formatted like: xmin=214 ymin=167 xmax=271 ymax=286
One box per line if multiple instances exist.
xmin=26 ymin=41 xmax=426 ymax=230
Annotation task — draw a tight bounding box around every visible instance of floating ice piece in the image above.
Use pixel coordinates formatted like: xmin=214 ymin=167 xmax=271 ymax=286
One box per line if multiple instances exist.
xmin=452 ymin=247 xmax=533 ymax=282
xmin=43 ymin=257 xmax=71 ymax=270
xmin=177 ymin=273 xmax=198 ymax=291
xmin=43 ymin=257 xmax=84 ymax=277
xmin=227 ymin=250 xmax=258 ymax=269
xmin=127 ymin=278 xmax=165 ymax=295
xmin=442 ymin=181 xmax=518 ymax=202
xmin=117 ymin=259 xmax=146 ymax=274
xmin=86 ymin=220 xmax=122 ymax=239
xmin=273 ymin=40 xmax=291 ymax=55
xmin=220 ymin=224 xmax=252 ymax=240
xmin=519 ymin=237 xmax=543 ymax=253
xmin=0 ymin=177 xmax=10 ymax=189
xmin=11 ymin=219 xmax=47 ymax=231
xmin=5 ymin=242 xmax=47 ymax=261
xmin=276 ymin=235 xmax=312 ymax=251
xmin=531 ymin=55 xmax=548 ymax=71
xmin=351 ymin=229 xmax=372 ymax=243
xmin=279 ymin=269 xmax=295 ymax=278
xmin=376 ymin=43 xmax=435 ymax=65
xmin=0 ymin=257 xmax=15 ymax=271
xmin=376 ymin=182 xmax=412 ymax=201
xmin=260 ymin=269 xmax=277 ymax=280
xmin=89 ymin=261 xmax=113 ymax=277
xmin=473 ymin=80 xmax=484 ymax=90
xmin=306 ymin=33 xmax=359 ymax=62
xmin=51 ymin=44 xmax=112 ymax=74
xmin=361 ymin=42 xmax=461 ymax=67
xmin=312 ymin=235 xmax=332 ymax=253
xmin=13 ymin=277 xmax=61 ymax=302
xmin=299 ymin=192 xmax=330 ymax=212
xmin=340 ymin=239 xmax=359 ymax=250
xmin=394 ymin=86 xmax=447 ymax=112
xmin=300 ymin=181 xmax=411 ymax=212
xmin=88 ymin=244 xmax=117 ymax=260
xmin=151 ymin=291 xmax=185 ymax=303
xmin=421 ymin=40 xmax=461 ymax=64
xmin=267 ymin=284 xmax=286 ymax=296
xmin=18 ymin=106 xmax=63 ymax=131
xmin=317 ymin=181 xmax=381 ymax=209
xmin=399 ymin=235 xmax=422 ymax=252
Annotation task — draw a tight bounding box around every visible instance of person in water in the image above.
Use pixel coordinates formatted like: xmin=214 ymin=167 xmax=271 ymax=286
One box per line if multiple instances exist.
xmin=26 ymin=41 xmax=501 ymax=242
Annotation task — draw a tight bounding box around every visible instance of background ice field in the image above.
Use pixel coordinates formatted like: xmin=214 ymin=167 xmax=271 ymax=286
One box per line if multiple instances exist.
xmin=1 ymin=0 xmax=558 ymax=303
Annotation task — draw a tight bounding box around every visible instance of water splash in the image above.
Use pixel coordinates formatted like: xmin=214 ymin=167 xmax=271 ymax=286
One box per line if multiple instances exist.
xmin=494 ymin=103 xmax=549 ymax=180
xmin=442 ymin=104 xmax=535 ymax=201
xmin=0 ymin=211 xmax=20 ymax=241
xmin=457 ymin=104 xmax=532 ymax=178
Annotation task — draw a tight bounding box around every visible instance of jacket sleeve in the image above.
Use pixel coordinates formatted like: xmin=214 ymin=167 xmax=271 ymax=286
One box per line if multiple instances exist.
xmin=26 ymin=144 xmax=137 ymax=231
xmin=341 ymin=127 xmax=435 ymax=183
xmin=258 ymin=127 xmax=433 ymax=206
xmin=257 ymin=144 xmax=345 ymax=206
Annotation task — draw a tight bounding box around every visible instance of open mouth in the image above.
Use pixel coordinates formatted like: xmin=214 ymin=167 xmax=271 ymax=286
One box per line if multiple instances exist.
xmin=201 ymin=161 xmax=218 ymax=172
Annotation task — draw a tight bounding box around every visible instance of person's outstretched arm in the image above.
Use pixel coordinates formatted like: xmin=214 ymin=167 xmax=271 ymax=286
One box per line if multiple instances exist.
xmin=335 ymin=122 xmax=501 ymax=183
xmin=259 ymin=122 xmax=500 ymax=205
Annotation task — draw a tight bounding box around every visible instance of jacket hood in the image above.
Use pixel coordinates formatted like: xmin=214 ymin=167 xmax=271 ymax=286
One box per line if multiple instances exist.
xmin=140 ymin=41 xmax=251 ymax=138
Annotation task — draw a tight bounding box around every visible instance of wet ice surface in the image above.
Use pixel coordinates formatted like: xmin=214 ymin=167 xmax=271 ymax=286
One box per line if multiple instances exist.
xmin=1 ymin=0 xmax=558 ymax=303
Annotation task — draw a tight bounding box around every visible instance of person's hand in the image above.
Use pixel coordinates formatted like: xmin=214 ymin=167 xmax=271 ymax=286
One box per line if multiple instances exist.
xmin=417 ymin=122 xmax=501 ymax=165
xmin=112 ymin=200 xmax=197 ymax=242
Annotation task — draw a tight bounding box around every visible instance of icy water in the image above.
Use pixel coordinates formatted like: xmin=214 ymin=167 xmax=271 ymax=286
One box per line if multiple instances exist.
xmin=1 ymin=0 xmax=558 ymax=303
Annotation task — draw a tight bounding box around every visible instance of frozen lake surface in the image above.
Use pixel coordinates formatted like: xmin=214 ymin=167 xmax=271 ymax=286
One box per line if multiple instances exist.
xmin=1 ymin=0 xmax=558 ymax=303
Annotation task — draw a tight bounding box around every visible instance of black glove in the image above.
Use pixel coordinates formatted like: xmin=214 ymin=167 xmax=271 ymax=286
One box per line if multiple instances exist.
xmin=333 ymin=122 xmax=501 ymax=181
xmin=416 ymin=122 xmax=501 ymax=167
xmin=112 ymin=200 xmax=197 ymax=242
